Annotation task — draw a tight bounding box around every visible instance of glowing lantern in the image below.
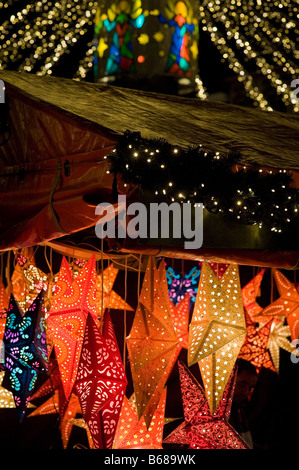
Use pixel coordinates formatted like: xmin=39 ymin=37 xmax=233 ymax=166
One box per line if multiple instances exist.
xmin=260 ymin=269 xmax=299 ymax=341
xmin=163 ymin=361 xmax=248 ymax=449
xmin=242 ymin=268 xmax=266 ymax=323
xmin=74 ymin=311 xmax=127 ymax=449
xmin=127 ymin=257 xmax=178 ymax=428
xmin=47 ymin=255 xmax=98 ymax=400
xmin=238 ymin=311 xmax=275 ymax=374
xmin=96 ymin=264 xmax=133 ymax=318
xmin=2 ymin=291 xmax=48 ymax=421
xmin=113 ymin=388 xmax=166 ymax=449
xmin=188 ymin=261 xmax=247 ymax=413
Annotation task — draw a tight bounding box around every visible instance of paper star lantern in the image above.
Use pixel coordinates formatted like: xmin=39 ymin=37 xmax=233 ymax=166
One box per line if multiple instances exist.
xmin=267 ymin=318 xmax=294 ymax=372
xmin=169 ymin=293 xmax=190 ymax=350
xmin=74 ymin=311 xmax=127 ymax=449
xmin=166 ymin=264 xmax=201 ymax=305
xmin=188 ymin=262 xmax=247 ymax=413
xmin=242 ymin=268 xmax=266 ymax=323
xmin=2 ymin=291 xmax=48 ymax=421
xmin=0 ymin=279 xmax=9 ymax=347
xmin=113 ymin=388 xmax=166 ymax=449
xmin=127 ymin=257 xmax=179 ymax=428
xmin=260 ymin=269 xmax=299 ymax=341
xmin=164 ymin=361 xmax=248 ymax=449
xmin=47 ymin=255 xmax=98 ymax=400
xmin=238 ymin=311 xmax=275 ymax=374
xmin=0 ymin=370 xmax=35 ymax=409
xmin=96 ymin=264 xmax=133 ymax=318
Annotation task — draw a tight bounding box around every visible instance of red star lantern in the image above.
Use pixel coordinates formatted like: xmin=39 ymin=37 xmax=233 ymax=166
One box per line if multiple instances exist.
xmin=242 ymin=269 xmax=266 ymax=323
xmin=260 ymin=269 xmax=299 ymax=341
xmin=238 ymin=311 xmax=275 ymax=374
xmin=47 ymin=255 xmax=98 ymax=399
xmin=127 ymin=257 xmax=179 ymax=428
xmin=74 ymin=311 xmax=127 ymax=449
xmin=113 ymin=388 xmax=167 ymax=449
xmin=164 ymin=361 xmax=248 ymax=449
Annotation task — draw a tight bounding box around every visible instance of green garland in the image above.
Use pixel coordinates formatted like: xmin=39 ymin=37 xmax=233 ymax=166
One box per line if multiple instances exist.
xmin=107 ymin=130 xmax=299 ymax=234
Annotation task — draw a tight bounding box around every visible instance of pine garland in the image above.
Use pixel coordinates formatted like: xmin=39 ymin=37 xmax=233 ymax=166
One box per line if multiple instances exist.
xmin=107 ymin=130 xmax=299 ymax=233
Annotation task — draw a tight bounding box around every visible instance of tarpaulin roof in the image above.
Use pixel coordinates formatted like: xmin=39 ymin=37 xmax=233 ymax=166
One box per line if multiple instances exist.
xmin=0 ymin=70 xmax=298 ymax=268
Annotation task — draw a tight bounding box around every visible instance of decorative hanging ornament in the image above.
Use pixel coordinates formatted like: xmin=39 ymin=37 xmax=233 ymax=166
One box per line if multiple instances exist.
xmin=2 ymin=291 xmax=48 ymax=421
xmin=267 ymin=318 xmax=294 ymax=372
xmin=165 ymin=263 xmax=201 ymax=305
xmin=260 ymin=269 xmax=299 ymax=341
xmin=94 ymin=0 xmax=200 ymax=94
xmin=169 ymin=293 xmax=190 ymax=350
xmin=96 ymin=263 xmax=133 ymax=319
xmin=113 ymin=388 xmax=166 ymax=449
xmin=47 ymin=255 xmax=98 ymax=400
xmin=242 ymin=268 xmax=266 ymax=323
xmin=74 ymin=311 xmax=127 ymax=449
xmin=126 ymin=256 xmax=179 ymax=428
xmin=163 ymin=361 xmax=248 ymax=449
xmin=188 ymin=261 xmax=247 ymax=413
xmin=238 ymin=311 xmax=275 ymax=374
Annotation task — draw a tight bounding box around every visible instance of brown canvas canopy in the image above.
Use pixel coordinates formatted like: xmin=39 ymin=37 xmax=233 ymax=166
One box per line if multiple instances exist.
xmin=0 ymin=70 xmax=298 ymax=268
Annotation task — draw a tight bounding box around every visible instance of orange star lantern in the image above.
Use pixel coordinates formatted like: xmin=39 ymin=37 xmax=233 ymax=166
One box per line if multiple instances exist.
xmin=260 ymin=269 xmax=299 ymax=341
xmin=238 ymin=311 xmax=275 ymax=374
xmin=127 ymin=257 xmax=179 ymax=428
xmin=96 ymin=264 xmax=133 ymax=318
xmin=188 ymin=261 xmax=247 ymax=414
xmin=242 ymin=268 xmax=266 ymax=323
xmin=74 ymin=311 xmax=127 ymax=449
xmin=47 ymin=255 xmax=98 ymax=400
xmin=113 ymin=388 xmax=167 ymax=449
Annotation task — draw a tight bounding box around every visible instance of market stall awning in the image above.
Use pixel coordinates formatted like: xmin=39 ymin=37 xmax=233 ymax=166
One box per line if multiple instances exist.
xmin=0 ymin=70 xmax=298 ymax=268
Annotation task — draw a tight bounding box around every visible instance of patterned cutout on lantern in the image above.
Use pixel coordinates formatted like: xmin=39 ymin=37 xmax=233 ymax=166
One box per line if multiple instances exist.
xmin=127 ymin=257 xmax=179 ymax=428
xmin=47 ymin=255 xmax=98 ymax=399
xmin=113 ymin=387 xmax=166 ymax=449
xmin=165 ymin=263 xmax=200 ymax=305
xmin=260 ymin=269 xmax=299 ymax=341
xmin=74 ymin=311 xmax=127 ymax=449
xmin=164 ymin=361 xmax=248 ymax=449
xmin=238 ymin=311 xmax=275 ymax=374
xmin=95 ymin=0 xmax=147 ymax=75
xmin=2 ymin=291 xmax=48 ymax=421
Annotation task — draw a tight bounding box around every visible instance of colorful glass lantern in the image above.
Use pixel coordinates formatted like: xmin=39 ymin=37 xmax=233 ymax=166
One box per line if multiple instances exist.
xmin=94 ymin=0 xmax=200 ymax=93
